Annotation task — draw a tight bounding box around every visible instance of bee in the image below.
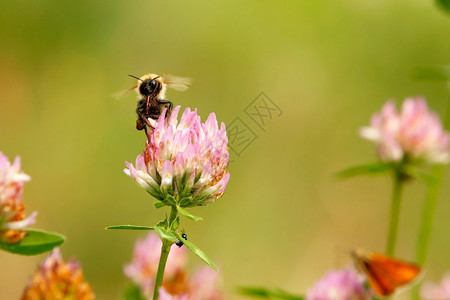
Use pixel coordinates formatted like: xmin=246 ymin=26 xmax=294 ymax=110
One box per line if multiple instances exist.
xmin=121 ymin=73 xmax=191 ymax=135
xmin=175 ymin=230 xmax=188 ymax=248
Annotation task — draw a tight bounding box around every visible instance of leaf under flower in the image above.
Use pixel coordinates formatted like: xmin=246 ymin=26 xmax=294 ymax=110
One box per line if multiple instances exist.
xmin=105 ymin=225 xmax=155 ymax=230
xmin=176 ymin=206 xmax=203 ymax=221
xmin=172 ymin=231 xmax=217 ymax=271
xmin=0 ymin=229 xmax=65 ymax=255
xmin=335 ymin=162 xmax=392 ymax=179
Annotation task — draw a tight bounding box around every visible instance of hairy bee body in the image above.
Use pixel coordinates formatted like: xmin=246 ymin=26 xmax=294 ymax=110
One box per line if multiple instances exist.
xmin=127 ymin=73 xmax=191 ymax=134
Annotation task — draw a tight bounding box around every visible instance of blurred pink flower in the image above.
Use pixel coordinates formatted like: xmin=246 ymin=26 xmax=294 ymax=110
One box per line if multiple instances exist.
xmin=188 ymin=266 xmax=224 ymax=300
xmin=360 ymin=98 xmax=449 ymax=164
xmin=125 ymin=106 xmax=230 ymax=207
xmin=21 ymin=248 xmax=94 ymax=300
xmin=421 ymin=273 xmax=450 ymax=300
xmin=124 ymin=233 xmax=188 ymax=299
xmin=306 ymin=268 xmax=371 ymax=300
xmin=0 ymin=151 xmax=36 ymax=243
xmin=159 ymin=288 xmax=188 ymax=300
xmin=125 ymin=233 xmax=224 ymax=300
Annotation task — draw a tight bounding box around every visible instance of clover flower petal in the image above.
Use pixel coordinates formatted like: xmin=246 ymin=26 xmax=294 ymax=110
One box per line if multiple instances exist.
xmin=421 ymin=273 xmax=450 ymax=300
xmin=360 ymin=98 xmax=449 ymax=164
xmin=125 ymin=106 xmax=230 ymax=207
xmin=0 ymin=152 xmax=36 ymax=243
xmin=306 ymin=268 xmax=371 ymax=300
xmin=21 ymin=248 xmax=94 ymax=300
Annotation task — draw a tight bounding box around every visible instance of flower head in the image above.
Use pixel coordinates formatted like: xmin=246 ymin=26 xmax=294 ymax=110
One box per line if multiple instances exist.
xmin=421 ymin=273 xmax=450 ymax=300
xmin=360 ymin=97 xmax=449 ymax=164
xmin=125 ymin=106 xmax=230 ymax=207
xmin=306 ymin=268 xmax=372 ymax=300
xmin=189 ymin=266 xmax=224 ymax=300
xmin=125 ymin=233 xmax=223 ymax=300
xmin=0 ymin=152 xmax=36 ymax=243
xmin=21 ymin=248 xmax=94 ymax=300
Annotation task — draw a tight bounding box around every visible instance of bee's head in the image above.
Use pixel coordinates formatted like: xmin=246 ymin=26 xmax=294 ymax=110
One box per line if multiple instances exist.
xmin=129 ymin=74 xmax=163 ymax=97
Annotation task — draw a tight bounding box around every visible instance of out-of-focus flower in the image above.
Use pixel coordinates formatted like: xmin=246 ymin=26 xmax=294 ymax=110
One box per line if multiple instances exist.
xmin=421 ymin=273 xmax=450 ymax=300
xmin=360 ymin=98 xmax=449 ymax=164
xmin=306 ymin=268 xmax=372 ymax=300
xmin=124 ymin=233 xmax=188 ymax=299
xmin=125 ymin=233 xmax=224 ymax=300
xmin=21 ymin=248 xmax=94 ymax=300
xmin=0 ymin=152 xmax=36 ymax=243
xmin=159 ymin=288 xmax=188 ymax=300
xmin=125 ymin=106 xmax=230 ymax=207
xmin=188 ymin=266 xmax=223 ymax=300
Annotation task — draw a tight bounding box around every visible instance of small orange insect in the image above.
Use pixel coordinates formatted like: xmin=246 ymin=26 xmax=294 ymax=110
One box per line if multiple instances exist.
xmin=352 ymin=249 xmax=422 ymax=297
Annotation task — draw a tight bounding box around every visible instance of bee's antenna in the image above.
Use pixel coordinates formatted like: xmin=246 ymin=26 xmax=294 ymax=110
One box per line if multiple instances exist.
xmin=128 ymin=74 xmax=143 ymax=81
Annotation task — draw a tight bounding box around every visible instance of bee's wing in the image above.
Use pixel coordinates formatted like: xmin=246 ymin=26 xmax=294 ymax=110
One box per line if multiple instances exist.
xmin=111 ymin=85 xmax=138 ymax=99
xmin=163 ymin=74 xmax=192 ymax=92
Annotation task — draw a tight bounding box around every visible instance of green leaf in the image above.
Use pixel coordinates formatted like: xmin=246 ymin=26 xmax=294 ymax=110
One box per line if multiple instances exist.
xmin=123 ymin=284 xmax=146 ymax=300
xmin=412 ymin=65 xmax=450 ymax=81
xmin=335 ymin=162 xmax=392 ymax=179
xmin=171 ymin=217 xmax=180 ymax=231
xmin=436 ymin=0 xmax=450 ymax=14
xmin=238 ymin=287 xmax=304 ymax=300
xmin=179 ymin=197 xmax=193 ymax=206
xmin=165 ymin=195 xmax=176 ymax=206
xmin=157 ymin=217 xmax=169 ymax=228
xmin=154 ymin=201 xmax=166 ymax=209
xmin=0 ymin=229 xmax=65 ymax=256
xmin=172 ymin=231 xmax=217 ymax=271
xmin=176 ymin=206 xmax=203 ymax=221
xmin=105 ymin=225 xmax=154 ymax=230
xmin=155 ymin=226 xmax=177 ymax=243
xmin=404 ymin=167 xmax=438 ymax=187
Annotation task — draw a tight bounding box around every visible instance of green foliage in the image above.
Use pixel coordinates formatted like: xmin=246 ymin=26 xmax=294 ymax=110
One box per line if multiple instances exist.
xmin=105 ymin=225 xmax=154 ymax=230
xmin=154 ymin=225 xmax=177 ymax=243
xmin=335 ymin=162 xmax=392 ymax=179
xmin=171 ymin=216 xmax=180 ymax=231
xmin=176 ymin=206 xmax=203 ymax=221
xmin=436 ymin=0 xmax=450 ymax=14
xmin=172 ymin=231 xmax=217 ymax=271
xmin=403 ymin=166 xmax=438 ymax=187
xmin=239 ymin=287 xmax=304 ymax=300
xmin=412 ymin=65 xmax=450 ymax=81
xmin=123 ymin=284 xmax=146 ymax=300
xmin=0 ymin=229 xmax=65 ymax=255
xmin=154 ymin=201 xmax=166 ymax=209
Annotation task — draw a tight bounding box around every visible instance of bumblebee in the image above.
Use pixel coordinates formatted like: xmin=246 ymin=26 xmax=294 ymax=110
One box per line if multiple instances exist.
xmin=123 ymin=73 xmax=191 ymax=135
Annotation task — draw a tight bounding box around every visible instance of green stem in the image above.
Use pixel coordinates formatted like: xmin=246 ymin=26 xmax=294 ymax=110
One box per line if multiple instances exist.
xmin=153 ymin=206 xmax=178 ymax=300
xmin=386 ymin=171 xmax=404 ymax=256
xmin=415 ymin=165 xmax=444 ymax=264
xmin=169 ymin=205 xmax=178 ymax=224
xmin=415 ymin=90 xmax=450 ymax=264
xmin=411 ymin=93 xmax=450 ymax=300
xmin=152 ymin=241 xmax=171 ymax=300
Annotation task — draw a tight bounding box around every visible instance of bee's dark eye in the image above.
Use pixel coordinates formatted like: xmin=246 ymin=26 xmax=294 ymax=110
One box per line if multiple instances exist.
xmin=139 ymin=79 xmax=157 ymax=96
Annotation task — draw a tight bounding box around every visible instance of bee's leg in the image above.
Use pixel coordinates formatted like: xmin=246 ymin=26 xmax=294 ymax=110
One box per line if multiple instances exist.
xmin=136 ymin=107 xmax=153 ymax=130
xmin=157 ymin=99 xmax=173 ymax=117
xmin=157 ymin=99 xmax=173 ymax=110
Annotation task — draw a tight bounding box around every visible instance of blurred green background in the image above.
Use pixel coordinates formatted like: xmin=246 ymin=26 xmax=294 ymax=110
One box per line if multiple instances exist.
xmin=1 ymin=0 xmax=450 ymax=299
